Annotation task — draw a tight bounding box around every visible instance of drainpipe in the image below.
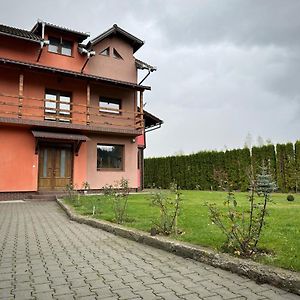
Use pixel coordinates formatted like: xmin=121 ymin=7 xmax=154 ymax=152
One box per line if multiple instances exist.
xmin=145 ymin=123 xmax=162 ymax=133
xmin=79 ymin=47 xmax=96 ymax=73
xmin=37 ymin=22 xmax=49 ymax=62
xmin=139 ymin=66 xmax=157 ymax=85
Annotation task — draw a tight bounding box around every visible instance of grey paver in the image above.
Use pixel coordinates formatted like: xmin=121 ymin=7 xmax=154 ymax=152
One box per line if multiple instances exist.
xmin=0 ymin=201 xmax=298 ymax=300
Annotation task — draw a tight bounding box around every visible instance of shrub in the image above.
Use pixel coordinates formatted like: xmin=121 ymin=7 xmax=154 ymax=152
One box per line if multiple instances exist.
xmin=206 ymin=166 xmax=277 ymax=257
xmin=103 ymin=178 xmax=130 ymax=224
xmin=150 ymin=182 xmax=182 ymax=235
xmin=82 ymin=181 xmax=90 ymax=193
xmin=65 ymin=184 xmax=81 ymax=206
xmin=287 ymin=194 xmax=295 ymax=202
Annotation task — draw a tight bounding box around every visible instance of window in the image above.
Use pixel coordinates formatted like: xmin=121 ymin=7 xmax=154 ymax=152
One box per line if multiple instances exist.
xmin=100 ymin=47 xmax=110 ymax=56
xmin=97 ymin=144 xmax=124 ymax=170
xmin=137 ymin=148 xmax=143 ymax=170
xmin=45 ymin=90 xmax=71 ymax=122
xmin=99 ymin=98 xmax=121 ymax=114
xmin=48 ymin=37 xmax=72 ymax=56
xmin=112 ymin=48 xmax=123 ymax=60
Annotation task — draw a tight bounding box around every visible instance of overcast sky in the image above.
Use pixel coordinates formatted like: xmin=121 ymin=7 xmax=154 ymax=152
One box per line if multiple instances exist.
xmin=2 ymin=0 xmax=300 ymax=157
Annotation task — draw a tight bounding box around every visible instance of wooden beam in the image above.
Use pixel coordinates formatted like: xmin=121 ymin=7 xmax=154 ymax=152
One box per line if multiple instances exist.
xmin=86 ymin=83 xmax=90 ymax=125
xmin=18 ymin=74 xmax=24 ymax=118
xmin=140 ymin=90 xmax=144 ymax=129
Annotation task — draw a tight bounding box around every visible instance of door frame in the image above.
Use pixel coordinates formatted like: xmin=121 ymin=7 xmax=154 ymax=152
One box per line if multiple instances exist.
xmin=37 ymin=142 xmax=74 ymax=191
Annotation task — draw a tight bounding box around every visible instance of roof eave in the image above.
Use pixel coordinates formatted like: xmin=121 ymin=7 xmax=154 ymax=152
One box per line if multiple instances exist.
xmin=0 ymin=57 xmax=151 ymax=91
xmin=88 ymin=25 xmax=144 ymax=53
xmin=0 ymin=32 xmax=41 ymax=43
xmin=31 ymin=21 xmax=90 ymax=42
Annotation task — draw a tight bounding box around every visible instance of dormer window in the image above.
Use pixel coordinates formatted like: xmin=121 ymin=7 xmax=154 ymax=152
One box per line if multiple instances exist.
xmin=100 ymin=47 xmax=110 ymax=56
xmin=48 ymin=37 xmax=73 ymax=56
xmin=112 ymin=48 xmax=123 ymax=60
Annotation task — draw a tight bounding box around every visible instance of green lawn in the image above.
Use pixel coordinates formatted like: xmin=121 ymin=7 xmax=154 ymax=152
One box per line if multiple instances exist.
xmin=64 ymin=190 xmax=300 ymax=272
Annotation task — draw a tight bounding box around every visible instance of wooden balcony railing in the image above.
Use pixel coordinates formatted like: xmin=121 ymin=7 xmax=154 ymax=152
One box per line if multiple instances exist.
xmin=0 ymin=92 xmax=144 ymax=131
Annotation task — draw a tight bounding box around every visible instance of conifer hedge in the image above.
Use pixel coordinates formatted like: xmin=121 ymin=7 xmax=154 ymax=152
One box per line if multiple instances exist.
xmin=144 ymin=141 xmax=300 ymax=192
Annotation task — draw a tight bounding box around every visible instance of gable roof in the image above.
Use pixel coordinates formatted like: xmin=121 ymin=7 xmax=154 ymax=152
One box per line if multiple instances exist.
xmin=0 ymin=24 xmax=41 ymax=43
xmin=87 ymin=24 xmax=144 ymax=53
xmin=31 ymin=20 xmax=89 ymax=42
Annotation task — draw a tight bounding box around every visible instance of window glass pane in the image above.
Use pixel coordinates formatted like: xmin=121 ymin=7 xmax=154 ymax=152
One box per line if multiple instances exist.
xmin=97 ymin=144 xmax=123 ymax=170
xmin=45 ymin=91 xmax=71 ymax=122
xmin=43 ymin=149 xmax=48 ymax=178
xmin=59 ymin=103 xmax=70 ymax=115
xmin=99 ymin=98 xmax=121 ymax=114
xmin=60 ymin=95 xmax=70 ymax=103
xmin=59 ymin=95 xmax=71 ymax=115
xmin=48 ymin=38 xmax=60 ymax=53
xmin=61 ymin=40 xmax=72 ymax=56
xmin=113 ymin=48 xmax=123 ymax=59
xmin=45 ymin=93 xmax=56 ymax=120
xmin=100 ymin=47 xmax=110 ymax=56
xmin=60 ymin=150 xmax=66 ymax=177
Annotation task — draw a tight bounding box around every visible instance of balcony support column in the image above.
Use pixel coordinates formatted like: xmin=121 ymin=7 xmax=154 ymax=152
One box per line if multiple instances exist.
xmin=18 ymin=74 xmax=24 ymax=118
xmin=140 ymin=90 xmax=144 ymax=130
xmin=86 ymin=83 xmax=90 ymax=125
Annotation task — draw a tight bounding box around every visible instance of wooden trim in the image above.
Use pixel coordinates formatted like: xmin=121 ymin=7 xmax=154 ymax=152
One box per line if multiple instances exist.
xmin=86 ymin=83 xmax=90 ymax=125
xmin=139 ymin=90 xmax=144 ymax=129
xmin=18 ymin=74 xmax=24 ymax=118
xmin=0 ymin=90 xmax=145 ymax=130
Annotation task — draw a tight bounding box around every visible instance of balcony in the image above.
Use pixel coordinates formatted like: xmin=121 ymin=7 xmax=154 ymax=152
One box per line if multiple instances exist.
xmin=0 ymin=92 xmax=144 ymax=136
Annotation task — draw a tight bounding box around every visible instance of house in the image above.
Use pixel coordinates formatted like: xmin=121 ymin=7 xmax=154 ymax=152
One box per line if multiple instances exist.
xmin=0 ymin=20 xmax=162 ymax=200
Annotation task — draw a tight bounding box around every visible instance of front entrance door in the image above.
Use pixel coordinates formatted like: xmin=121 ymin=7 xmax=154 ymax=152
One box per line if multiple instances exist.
xmin=38 ymin=146 xmax=72 ymax=190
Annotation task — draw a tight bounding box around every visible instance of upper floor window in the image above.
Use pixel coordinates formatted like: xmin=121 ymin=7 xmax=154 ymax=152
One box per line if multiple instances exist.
xmin=113 ymin=48 xmax=123 ymax=60
xmin=100 ymin=47 xmax=110 ymax=56
xmin=48 ymin=37 xmax=73 ymax=56
xmin=45 ymin=90 xmax=71 ymax=122
xmin=99 ymin=97 xmax=121 ymax=114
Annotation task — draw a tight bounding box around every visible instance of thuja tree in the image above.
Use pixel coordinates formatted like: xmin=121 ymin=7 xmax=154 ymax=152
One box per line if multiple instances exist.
xmin=224 ymin=148 xmax=251 ymax=191
xmin=252 ymin=144 xmax=276 ymax=180
xmin=294 ymin=141 xmax=300 ymax=193
xmin=276 ymin=143 xmax=295 ymax=192
xmin=206 ymin=166 xmax=277 ymax=257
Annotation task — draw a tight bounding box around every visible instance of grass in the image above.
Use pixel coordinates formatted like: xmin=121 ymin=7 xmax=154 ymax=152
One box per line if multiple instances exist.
xmin=64 ymin=190 xmax=300 ymax=272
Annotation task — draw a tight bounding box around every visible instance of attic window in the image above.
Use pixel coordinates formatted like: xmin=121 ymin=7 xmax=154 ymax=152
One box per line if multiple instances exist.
xmin=48 ymin=37 xmax=72 ymax=56
xmin=100 ymin=47 xmax=110 ymax=56
xmin=113 ymin=48 xmax=123 ymax=60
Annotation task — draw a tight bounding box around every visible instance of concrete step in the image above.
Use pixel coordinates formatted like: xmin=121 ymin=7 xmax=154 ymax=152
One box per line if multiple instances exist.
xmin=37 ymin=191 xmax=68 ymax=195
xmin=30 ymin=194 xmax=56 ymax=200
xmin=29 ymin=192 xmax=68 ymax=200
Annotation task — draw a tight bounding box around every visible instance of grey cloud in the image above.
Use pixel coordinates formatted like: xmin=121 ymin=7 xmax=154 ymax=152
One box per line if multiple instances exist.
xmin=154 ymin=0 xmax=300 ymax=48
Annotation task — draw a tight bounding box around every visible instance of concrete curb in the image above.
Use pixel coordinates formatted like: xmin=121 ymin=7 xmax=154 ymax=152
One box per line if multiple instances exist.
xmin=56 ymin=198 xmax=300 ymax=296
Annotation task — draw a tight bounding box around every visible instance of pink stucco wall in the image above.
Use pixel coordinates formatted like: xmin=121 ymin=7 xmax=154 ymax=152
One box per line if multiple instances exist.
xmin=0 ymin=127 xmax=38 ymax=192
xmin=86 ymin=36 xmax=137 ymax=83
xmin=86 ymin=134 xmax=138 ymax=189
xmin=73 ymin=142 xmax=87 ymax=188
xmin=0 ymin=30 xmax=138 ymax=82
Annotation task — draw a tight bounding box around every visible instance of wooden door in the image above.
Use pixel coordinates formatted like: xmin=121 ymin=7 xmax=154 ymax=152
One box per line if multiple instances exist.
xmin=38 ymin=146 xmax=72 ymax=190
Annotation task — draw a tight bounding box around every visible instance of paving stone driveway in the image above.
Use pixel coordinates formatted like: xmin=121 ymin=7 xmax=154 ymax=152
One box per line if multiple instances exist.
xmin=0 ymin=201 xmax=299 ymax=300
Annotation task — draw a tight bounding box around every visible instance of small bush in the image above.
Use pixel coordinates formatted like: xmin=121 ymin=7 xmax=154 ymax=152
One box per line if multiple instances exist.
xmin=103 ymin=178 xmax=130 ymax=224
xmin=150 ymin=182 xmax=182 ymax=235
xmin=65 ymin=184 xmax=81 ymax=206
xmin=206 ymin=166 xmax=277 ymax=257
xmin=287 ymin=194 xmax=295 ymax=202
